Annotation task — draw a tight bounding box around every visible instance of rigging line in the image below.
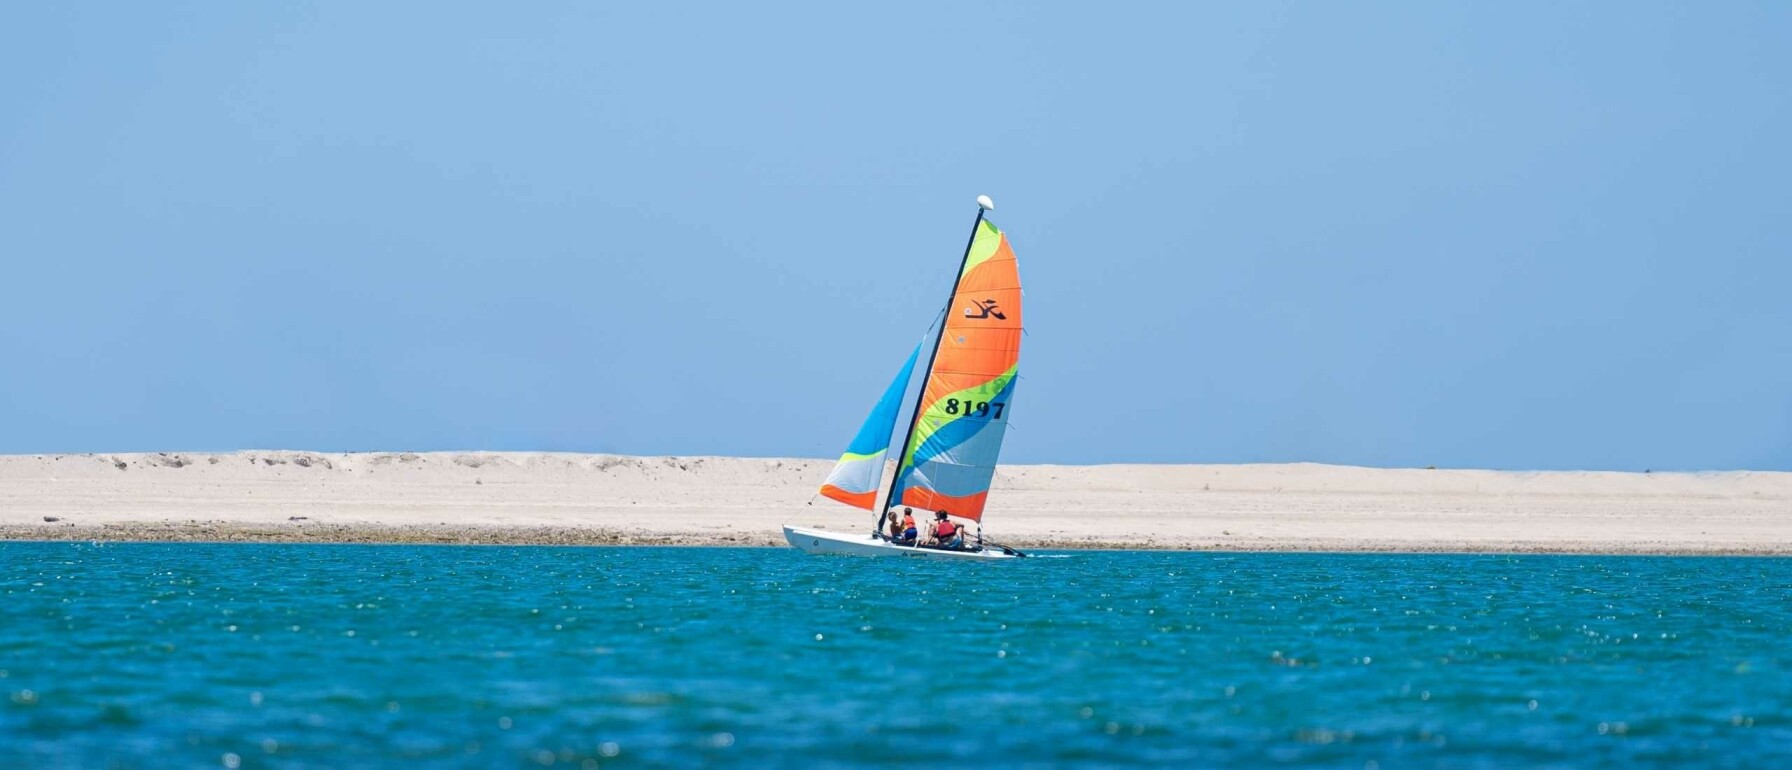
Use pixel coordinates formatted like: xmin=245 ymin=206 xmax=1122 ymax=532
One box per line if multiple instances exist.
xmin=874 ymin=306 xmax=944 ymax=522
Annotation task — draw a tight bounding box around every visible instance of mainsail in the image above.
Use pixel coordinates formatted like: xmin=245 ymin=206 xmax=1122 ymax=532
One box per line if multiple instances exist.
xmin=890 ymin=218 xmax=1022 ymax=521
xmin=818 ymin=343 xmax=921 ymax=510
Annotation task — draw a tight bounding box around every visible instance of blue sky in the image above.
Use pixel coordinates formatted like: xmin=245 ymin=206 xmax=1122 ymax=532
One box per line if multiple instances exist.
xmin=2 ymin=3 xmax=1788 ymax=470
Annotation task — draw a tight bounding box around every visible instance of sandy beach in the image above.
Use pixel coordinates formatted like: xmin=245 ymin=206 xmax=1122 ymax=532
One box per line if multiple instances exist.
xmin=0 ymin=451 xmax=1787 ymax=554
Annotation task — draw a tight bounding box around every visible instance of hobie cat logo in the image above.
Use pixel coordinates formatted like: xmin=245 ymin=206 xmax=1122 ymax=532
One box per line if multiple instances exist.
xmin=964 ymin=299 xmax=1006 ymax=320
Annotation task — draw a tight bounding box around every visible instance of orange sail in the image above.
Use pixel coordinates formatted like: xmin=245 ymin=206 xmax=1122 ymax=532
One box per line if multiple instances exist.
xmin=889 ymin=217 xmax=1021 ymax=521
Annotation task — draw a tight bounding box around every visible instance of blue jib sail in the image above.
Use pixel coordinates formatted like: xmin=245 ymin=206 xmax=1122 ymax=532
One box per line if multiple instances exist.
xmin=819 ymin=343 xmax=921 ymax=510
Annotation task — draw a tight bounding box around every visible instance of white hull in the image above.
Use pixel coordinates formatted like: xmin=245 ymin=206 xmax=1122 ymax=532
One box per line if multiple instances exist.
xmin=783 ymin=525 xmax=1021 ymax=560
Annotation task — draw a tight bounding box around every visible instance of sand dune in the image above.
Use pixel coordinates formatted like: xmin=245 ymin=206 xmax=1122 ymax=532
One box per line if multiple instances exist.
xmin=1 ymin=451 xmax=1788 ymax=553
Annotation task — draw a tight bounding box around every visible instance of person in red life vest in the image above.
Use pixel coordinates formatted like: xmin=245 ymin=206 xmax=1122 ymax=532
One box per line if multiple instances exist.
xmin=928 ymin=510 xmax=964 ymax=548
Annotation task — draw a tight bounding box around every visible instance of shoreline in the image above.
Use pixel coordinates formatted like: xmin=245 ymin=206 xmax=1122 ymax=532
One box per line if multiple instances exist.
xmin=2 ymin=451 xmax=1789 ymax=555
xmin=5 ymin=522 xmax=1791 ymax=555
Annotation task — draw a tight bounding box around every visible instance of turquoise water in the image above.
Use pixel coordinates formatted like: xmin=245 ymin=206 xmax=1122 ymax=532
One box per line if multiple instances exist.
xmin=2 ymin=544 xmax=1788 ymax=768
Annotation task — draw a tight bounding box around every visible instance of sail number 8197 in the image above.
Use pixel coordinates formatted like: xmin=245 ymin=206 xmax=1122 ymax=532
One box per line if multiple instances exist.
xmin=944 ymin=399 xmax=1005 ymax=419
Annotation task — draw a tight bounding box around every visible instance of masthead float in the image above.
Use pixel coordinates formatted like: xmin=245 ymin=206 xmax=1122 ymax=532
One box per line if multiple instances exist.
xmin=785 ymin=195 xmax=1027 ymax=559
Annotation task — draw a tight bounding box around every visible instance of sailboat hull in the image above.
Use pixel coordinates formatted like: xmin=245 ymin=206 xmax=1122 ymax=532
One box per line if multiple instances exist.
xmin=782 ymin=525 xmax=1021 ymax=560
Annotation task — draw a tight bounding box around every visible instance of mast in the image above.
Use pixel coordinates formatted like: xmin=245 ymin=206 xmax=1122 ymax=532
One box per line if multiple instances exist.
xmin=872 ymin=196 xmax=994 ymax=534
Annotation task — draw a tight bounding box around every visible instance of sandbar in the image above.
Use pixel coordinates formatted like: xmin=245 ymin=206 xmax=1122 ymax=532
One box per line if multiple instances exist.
xmin=2 ymin=452 xmax=1787 ymax=554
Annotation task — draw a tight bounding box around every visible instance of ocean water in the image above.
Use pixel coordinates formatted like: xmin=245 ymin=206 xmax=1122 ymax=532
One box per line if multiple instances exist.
xmin=1 ymin=544 xmax=1787 ymax=768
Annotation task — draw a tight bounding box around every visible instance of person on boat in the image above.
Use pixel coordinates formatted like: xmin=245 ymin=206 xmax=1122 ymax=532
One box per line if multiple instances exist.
xmin=929 ymin=510 xmax=964 ymax=549
xmin=886 ymin=510 xmax=904 ymax=541
xmin=898 ymin=509 xmax=918 ymax=545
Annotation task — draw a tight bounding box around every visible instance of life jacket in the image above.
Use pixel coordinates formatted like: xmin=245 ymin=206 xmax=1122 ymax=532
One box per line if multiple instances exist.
xmin=936 ymin=520 xmax=957 ymax=538
xmin=901 ymin=515 xmax=915 ymax=531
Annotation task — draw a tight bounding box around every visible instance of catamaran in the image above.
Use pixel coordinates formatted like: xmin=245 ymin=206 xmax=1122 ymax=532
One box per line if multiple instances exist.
xmin=784 ymin=195 xmax=1027 ymax=559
